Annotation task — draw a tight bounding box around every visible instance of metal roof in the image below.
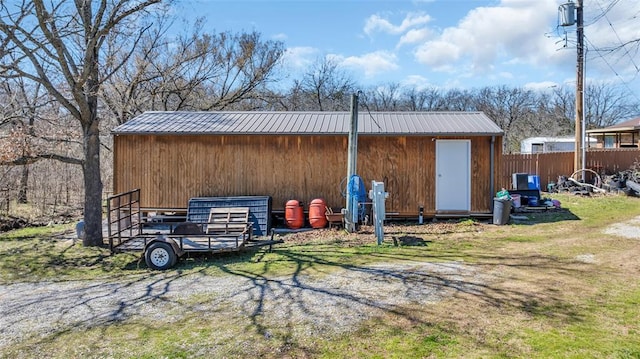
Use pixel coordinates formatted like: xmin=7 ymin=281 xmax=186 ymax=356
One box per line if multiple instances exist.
xmin=112 ymin=111 xmax=504 ymax=136
xmin=521 ymin=136 xmax=597 ymax=143
xmin=586 ymin=117 xmax=640 ymax=134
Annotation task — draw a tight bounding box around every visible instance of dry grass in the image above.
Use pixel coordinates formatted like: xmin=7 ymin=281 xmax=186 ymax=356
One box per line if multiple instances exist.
xmin=1 ymin=193 xmax=640 ymax=358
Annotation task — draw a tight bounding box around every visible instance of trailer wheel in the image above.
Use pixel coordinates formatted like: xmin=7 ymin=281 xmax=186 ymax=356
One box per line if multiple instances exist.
xmin=145 ymin=242 xmax=177 ymax=270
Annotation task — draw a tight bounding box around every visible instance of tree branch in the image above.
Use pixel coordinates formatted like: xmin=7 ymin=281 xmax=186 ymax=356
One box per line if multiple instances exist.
xmin=1 ymin=153 xmax=83 ymax=166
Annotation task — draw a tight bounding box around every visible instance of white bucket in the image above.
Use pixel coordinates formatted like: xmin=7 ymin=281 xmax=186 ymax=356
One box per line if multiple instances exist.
xmin=511 ymin=194 xmax=521 ymax=208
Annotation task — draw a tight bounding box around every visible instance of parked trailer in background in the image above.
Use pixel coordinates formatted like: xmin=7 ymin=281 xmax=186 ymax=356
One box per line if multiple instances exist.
xmin=520 ymin=136 xmax=597 ymax=154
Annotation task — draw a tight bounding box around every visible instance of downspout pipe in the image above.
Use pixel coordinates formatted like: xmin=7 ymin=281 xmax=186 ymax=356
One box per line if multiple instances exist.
xmin=490 ymin=136 xmax=495 ymax=211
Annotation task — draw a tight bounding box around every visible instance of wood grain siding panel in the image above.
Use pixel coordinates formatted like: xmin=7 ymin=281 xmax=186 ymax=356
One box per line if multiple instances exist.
xmin=470 ymin=136 xmax=494 ymax=212
xmin=114 ymin=134 xmax=349 ymax=210
xmin=113 ymin=133 xmax=500 ymax=215
xmin=357 ymin=136 xmax=432 ymax=215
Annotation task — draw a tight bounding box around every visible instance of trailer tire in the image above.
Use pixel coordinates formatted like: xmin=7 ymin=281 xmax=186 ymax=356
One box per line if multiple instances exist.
xmin=144 ymin=242 xmax=177 ymax=270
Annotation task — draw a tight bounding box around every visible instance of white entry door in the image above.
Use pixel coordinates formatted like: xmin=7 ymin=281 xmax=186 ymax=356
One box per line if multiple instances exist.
xmin=436 ymin=140 xmax=471 ymax=211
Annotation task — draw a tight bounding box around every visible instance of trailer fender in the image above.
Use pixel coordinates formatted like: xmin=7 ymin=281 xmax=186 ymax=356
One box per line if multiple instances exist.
xmin=144 ymin=234 xmax=185 ymax=258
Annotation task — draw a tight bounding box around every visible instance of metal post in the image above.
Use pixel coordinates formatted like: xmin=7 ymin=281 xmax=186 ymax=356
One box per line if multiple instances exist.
xmin=345 ymin=93 xmax=359 ymax=232
xmin=369 ymin=181 xmax=388 ymax=245
xmin=347 ymin=93 xmax=359 ymax=182
xmin=490 ymin=135 xmax=495 ymax=209
xmin=582 ymin=45 xmax=587 ymax=179
xmin=574 ymin=0 xmax=584 ymax=180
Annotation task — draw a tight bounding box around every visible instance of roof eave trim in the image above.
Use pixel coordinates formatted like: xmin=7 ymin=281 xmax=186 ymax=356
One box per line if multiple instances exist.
xmin=586 ymin=127 xmax=638 ymax=133
xmin=112 ymin=131 xmax=505 ymax=136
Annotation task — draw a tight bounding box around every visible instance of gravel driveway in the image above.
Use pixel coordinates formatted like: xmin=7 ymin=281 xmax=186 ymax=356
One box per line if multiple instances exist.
xmin=0 ymin=261 xmax=482 ymax=349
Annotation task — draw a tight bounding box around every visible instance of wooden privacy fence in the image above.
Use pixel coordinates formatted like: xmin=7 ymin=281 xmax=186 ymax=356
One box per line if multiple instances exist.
xmin=499 ymin=149 xmax=640 ymax=191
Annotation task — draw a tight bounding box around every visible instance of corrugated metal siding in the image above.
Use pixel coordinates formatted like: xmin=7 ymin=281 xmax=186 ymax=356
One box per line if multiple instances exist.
xmin=112 ymin=111 xmax=504 ymax=136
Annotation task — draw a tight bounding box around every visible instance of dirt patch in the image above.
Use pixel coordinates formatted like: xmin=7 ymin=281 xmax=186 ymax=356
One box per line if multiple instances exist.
xmin=574 ymin=253 xmax=597 ymax=263
xmin=278 ymin=221 xmax=485 ymax=246
xmin=604 ymin=216 xmax=640 ymax=239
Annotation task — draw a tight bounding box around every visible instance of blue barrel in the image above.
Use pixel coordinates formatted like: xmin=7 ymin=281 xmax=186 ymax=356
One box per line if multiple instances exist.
xmin=75 ymin=220 xmax=84 ymax=239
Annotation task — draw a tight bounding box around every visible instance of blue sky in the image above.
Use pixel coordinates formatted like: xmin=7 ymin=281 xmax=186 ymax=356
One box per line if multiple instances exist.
xmin=177 ymin=0 xmax=640 ymax=95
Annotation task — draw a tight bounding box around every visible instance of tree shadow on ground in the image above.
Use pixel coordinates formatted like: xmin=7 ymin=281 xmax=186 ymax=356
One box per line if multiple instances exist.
xmin=510 ymin=208 xmax=580 ymax=225
xmin=204 ymin=244 xmax=589 ymax=344
xmin=391 ymin=235 xmax=431 ymax=246
xmin=2 ymin=237 xmax=595 ymax=358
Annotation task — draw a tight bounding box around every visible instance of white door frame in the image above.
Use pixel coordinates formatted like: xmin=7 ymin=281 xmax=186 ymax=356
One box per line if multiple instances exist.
xmin=435 ymin=140 xmax=471 ymax=212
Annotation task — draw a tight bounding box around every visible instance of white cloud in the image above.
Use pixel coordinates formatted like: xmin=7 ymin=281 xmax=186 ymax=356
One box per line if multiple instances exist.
xmin=414 ymin=40 xmax=461 ymax=72
xmin=335 ymin=51 xmax=399 ymax=77
xmin=397 ymin=28 xmax=431 ymax=48
xmin=272 ymin=33 xmax=288 ymax=41
xmin=401 ymin=74 xmax=434 ymax=90
xmin=364 ymin=12 xmax=431 ymax=36
xmin=496 ymin=71 xmax=514 ymax=80
xmin=414 ymin=0 xmax=560 ymax=73
xmin=283 ymin=46 xmax=318 ymax=69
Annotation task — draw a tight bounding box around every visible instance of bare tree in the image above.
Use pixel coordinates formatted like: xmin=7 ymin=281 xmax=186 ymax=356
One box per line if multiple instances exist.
xmin=440 ymin=88 xmax=476 ymax=111
xmin=400 ymin=86 xmax=445 ymax=111
xmin=101 ymin=24 xmax=285 ymax=123
xmin=584 ymin=83 xmax=639 ymax=129
xmin=0 ymin=78 xmax=50 ymax=203
xmin=361 ymin=83 xmax=402 ymax=111
xmin=0 ymin=0 xmax=162 ymax=246
xmin=474 ymin=86 xmax=537 ymax=153
xmin=293 ymin=57 xmax=357 ymax=111
xmin=526 ymin=90 xmax=573 ymax=137
xmin=550 ymin=86 xmax=576 ymax=128
xmin=99 ymin=12 xmax=172 ymax=125
xmin=547 ymin=84 xmax=640 ymax=129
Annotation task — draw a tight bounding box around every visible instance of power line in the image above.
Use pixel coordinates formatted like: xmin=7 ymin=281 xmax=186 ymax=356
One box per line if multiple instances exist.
xmin=585 ymin=35 xmax=640 ymax=102
xmin=585 ymin=0 xmax=620 ymax=25
xmin=594 ymin=0 xmax=640 ymax=72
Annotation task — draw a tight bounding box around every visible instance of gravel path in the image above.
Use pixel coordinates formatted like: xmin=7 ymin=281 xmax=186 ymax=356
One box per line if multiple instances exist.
xmin=604 ymin=216 xmax=640 ymax=239
xmin=0 ymin=261 xmax=482 ymax=349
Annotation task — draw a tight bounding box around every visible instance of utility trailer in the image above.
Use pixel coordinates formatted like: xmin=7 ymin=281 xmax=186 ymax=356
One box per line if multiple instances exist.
xmin=107 ymin=189 xmax=280 ymax=270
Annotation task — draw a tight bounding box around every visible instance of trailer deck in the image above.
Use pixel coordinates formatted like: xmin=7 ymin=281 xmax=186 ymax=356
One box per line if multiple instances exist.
xmin=111 ymin=234 xmax=248 ymax=252
xmin=106 ymin=189 xmax=279 ymax=269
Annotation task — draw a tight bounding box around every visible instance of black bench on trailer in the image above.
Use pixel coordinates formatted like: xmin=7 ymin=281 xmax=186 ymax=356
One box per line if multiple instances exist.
xmin=106 ymin=189 xmax=281 ymax=270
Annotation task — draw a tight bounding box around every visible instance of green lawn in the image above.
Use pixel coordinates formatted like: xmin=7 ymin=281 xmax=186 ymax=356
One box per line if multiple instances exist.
xmin=1 ymin=193 xmax=639 ymax=358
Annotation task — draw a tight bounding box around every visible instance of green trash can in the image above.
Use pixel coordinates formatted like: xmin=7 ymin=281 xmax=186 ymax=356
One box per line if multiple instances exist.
xmin=493 ymin=198 xmax=512 ymax=225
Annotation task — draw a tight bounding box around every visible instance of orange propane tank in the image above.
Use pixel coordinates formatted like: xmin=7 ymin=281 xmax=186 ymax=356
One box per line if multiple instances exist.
xmin=285 ymin=200 xmax=304 ymax=229
xmin=309 ymin=198 xmax=328 ymax=229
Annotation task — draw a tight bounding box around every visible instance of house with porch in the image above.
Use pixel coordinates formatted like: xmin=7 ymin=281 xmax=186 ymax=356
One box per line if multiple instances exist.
xmin=586 ymin=117 xmax=640 ymax=149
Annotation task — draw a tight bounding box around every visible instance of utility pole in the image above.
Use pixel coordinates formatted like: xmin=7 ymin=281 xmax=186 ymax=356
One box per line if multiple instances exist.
xmin=575 ymin=0 xmax=584 ymax=179
xmin=346 ymin=93 xmax=358 ymax=184
xmin=345 ymin=93 xmax=359 ymax=233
